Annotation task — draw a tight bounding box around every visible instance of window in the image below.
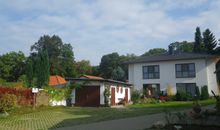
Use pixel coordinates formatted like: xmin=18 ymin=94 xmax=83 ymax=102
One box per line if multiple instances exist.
xmin=176 ymin=83 xmax=196 ymax=96
xmin=175 ymin=63 xmax=195 ymax=78
xmin=143 ymin=65 xmax=159 ymax=79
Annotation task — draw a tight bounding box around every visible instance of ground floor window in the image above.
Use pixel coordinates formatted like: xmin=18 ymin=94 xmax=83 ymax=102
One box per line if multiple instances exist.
xmin=143 ymin=84 xmax=160 ymax=98
xmin=176 ymin=83 xmax=196 ymax=96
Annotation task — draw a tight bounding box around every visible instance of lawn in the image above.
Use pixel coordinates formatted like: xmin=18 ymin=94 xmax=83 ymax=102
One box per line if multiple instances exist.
xmin=0 ymin=99 xmax=215 ymax=130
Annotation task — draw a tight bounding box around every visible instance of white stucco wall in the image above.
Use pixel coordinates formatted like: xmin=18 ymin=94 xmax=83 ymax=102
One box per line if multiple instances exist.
xmin=206 ymin=58 xmax=219 ymax=94
xmin=128 ymin=58 xmax=219 ymax=95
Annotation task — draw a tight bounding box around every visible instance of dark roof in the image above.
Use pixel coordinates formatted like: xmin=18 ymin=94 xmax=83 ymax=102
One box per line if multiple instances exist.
xmin=65 ymin=77 xmax=132 ymax=87
xmin=125 ymin=52 xmax=220 ymax=64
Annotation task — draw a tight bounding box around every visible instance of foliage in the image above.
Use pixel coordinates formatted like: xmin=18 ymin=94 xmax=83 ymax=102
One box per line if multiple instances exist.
xmin=211 ymin=90 xmax=220 ymax=114
xmin=99 ymin=52 xmax=137 ymax=80
xmin=0 ymin=87 xmax=33 ymax=106
xmin=75 ymin=60 xmax=92 ymax=76
xmin=169 ymin=41 xmax=194 ymax=53
xmin=35 ymin=50 xmax=50 ymax=88
xmin=25 ymin=59 xmax=34 ymax=88
xmin=0 ymin=94 xmax=17 ymax=112
xmin=31 ymin=35 xmax=76 ymax=77
xmin=175 ymin=91 xmax=192 ymax=101
xmin=166 ymin=85 xmax=174 ymax=96
xmin=195 ymin=86 xmax=201 ymax=100
xmin=141 ymin=48 xmax=167 ymax=56
xmin=203 ymin=29 xmax=217 ymax=54
xmin=43 ymin=86 xmax=67 ymax=101
xmin=104 ymin=86 xmax=111 ymax=106
xmin=140 ymin=98 xmax=159 ymax=104
xmin=193 ymin=27 xmax=203 ymax=53
xmin=201 ymin=85 xmax=209 ymax=100
xmin=0 ymin=51 xmax=26 ymax=82
xmin=131 ymin=89 xmax=141 ymax=104
xmin=112 ymin=66 xmax=125 ymax=81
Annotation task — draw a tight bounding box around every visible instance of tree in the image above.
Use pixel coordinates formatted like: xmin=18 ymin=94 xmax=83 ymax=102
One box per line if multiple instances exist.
xmin=203 ymin=29 xmax=217 ymax=54
xmin=201 ymin=85 xmax=209 ymax=100
xmin=25 ymin=59 xmax=34 ymax=88
xmin=169 ymin=41 xmax=194 ymax=53
xmin=194 ymin=27 xmax=203 ymax=53
xmin=99 ymin=53 xmax=120 ymax=79
xmin=0 ymin=51 xmax=26 ymax=82
xmin=75 ymin=60 xmax=92 ymax=76
xmin=35 ymin=50 xmax=50 ymax=88
xmin=112 ymin=66 xmax=125 ymax=81
xmin=142 ymin=48 xmax=167 ymax=56
xmin=31 ymin=35 xmax=76 ymax=77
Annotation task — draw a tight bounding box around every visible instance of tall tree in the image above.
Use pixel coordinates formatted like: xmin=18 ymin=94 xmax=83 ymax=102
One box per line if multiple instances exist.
xmin=203 ymin=29 xmax=217 ymax=54
xmin=35 ymin=50 xmax=50 ymax=88
xmin=112 ymin=66 xmax=125 ymax=81
xmin=99 ymin=53 xmax=120 ymax=79
xmin=75 ymin=60 xmax=92 ymax=76
xmin=142 ymin=48 xmax=167 ymax=56
xmin=193 ymin=27 xmax=203 ymax=53
xmin=169 ymin=41 xmax=194 ymax=53
xmin=0 ymin=51 xmax=26 ymax=82
xmin=25 ymin=59 xmax=34 ymax=87
xmin=31 ymin=35 xmax=76 ymax=77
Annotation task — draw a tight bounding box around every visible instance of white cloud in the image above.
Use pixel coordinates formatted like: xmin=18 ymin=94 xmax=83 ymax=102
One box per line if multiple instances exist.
xmin=0 ymin=0 xmax=220 ymax=65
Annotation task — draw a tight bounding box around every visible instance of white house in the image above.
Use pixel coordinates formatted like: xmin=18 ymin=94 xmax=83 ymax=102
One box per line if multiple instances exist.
xmin=66 ymin=75 xmax=132 ymax=107
xmin=126 ymin=52 xmax=220 ymax=97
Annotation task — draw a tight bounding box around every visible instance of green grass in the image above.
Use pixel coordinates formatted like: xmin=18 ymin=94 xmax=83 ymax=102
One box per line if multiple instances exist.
xmin=0 ymin=99 xmax=215 ymax=130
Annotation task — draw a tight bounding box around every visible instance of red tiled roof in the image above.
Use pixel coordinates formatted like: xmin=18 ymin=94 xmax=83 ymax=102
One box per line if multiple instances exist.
xmin=49 ymin=75 xmax=67 ymax=86
xmin=80 ymin=75 xmax=104 ymax=80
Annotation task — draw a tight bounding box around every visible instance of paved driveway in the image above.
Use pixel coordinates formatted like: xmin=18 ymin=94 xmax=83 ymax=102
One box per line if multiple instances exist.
xmin=53 ymin=113 xmax=166 ymax=130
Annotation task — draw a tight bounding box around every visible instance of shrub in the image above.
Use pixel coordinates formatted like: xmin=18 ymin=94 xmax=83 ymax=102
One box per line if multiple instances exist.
xmin=131 ymin=90 xmax=141 ymax=104
xmin=0 ymin=94 xmax=17 ymax=112
xmin=175 ymin=91 xmax=192 ymax=101
xmin=201 ymin=85 xmax=209 ymax=100
xmin=140 ymin=98 xmax=159 ymax=104
xmin=195 ymin=86 xmax=201 ymax=100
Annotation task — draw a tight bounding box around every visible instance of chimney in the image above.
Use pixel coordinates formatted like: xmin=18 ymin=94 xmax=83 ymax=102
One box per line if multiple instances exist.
xmin=168 ymin=45 xmax=174 ymax=55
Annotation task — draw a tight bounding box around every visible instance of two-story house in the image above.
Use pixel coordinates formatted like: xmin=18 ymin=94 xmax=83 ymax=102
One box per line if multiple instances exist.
xmin=126 ymin=52 xmax=220 ymax=97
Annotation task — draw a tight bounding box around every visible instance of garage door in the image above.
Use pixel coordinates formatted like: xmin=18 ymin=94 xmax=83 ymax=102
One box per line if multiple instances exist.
xmin=75 ymin=86 xmax=100 ymax=107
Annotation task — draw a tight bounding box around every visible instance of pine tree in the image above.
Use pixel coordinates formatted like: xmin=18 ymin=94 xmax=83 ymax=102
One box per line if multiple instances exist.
xmin=203 ymin=29 xmax=217 ymax=54
xmin=35 ymin=50 xmax=50 ymax=88
xmin=26 ymin=59 xmax=34 ymax=87
xmin=193 ymin=27 xmax=203 ymax=53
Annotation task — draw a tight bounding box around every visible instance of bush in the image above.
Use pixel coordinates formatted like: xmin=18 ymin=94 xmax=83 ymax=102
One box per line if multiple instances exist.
xmin=131 ymin=90 xmax=141 ymax=104
xmin=195 ymin=86 xmax=201 ymax=100
xmin=201 ymin=85 xmax=209 ymax=100
xmin=175 ymin=91 xmax=192 ymax=101
xmin=140 ymin=98 xmax=159 ymax=104
xmin=0 ymin=94 xmax=17 ymax=112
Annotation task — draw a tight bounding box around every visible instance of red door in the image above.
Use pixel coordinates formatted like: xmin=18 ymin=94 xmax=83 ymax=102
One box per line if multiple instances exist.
xmin=75 ymin=86 xmax=100 ymax=107
xmin=125 ymin=88 xmax=128 ymax=103
xmin=111 ymin=88 xmax=115 ymax=106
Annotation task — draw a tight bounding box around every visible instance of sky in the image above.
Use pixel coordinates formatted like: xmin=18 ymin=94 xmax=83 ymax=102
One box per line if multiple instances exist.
xmin=0 ymin=0 xmax=220 ymax=65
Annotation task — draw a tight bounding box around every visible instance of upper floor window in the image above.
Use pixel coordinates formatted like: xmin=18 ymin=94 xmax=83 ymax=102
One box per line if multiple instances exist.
xmin=143 ymin=65 xmax=159 ymax=79
xmin=175 ymin=63 xmax=195 ymax=78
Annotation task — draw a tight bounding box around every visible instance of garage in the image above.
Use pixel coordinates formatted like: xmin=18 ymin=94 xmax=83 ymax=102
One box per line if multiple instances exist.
xmin=75 ymin=86 xmax=100 ymax=107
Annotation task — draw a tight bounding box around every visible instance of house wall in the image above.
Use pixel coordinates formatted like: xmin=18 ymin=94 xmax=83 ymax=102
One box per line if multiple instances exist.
xmin=128 ymin=59 xmax=219 ymax=95
xmin=206 ymin=58 xmax=220 ymax=94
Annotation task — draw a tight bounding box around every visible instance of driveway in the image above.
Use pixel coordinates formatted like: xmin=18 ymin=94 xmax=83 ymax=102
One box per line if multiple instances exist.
xmin=53 ymin=112 xmax=166 ymax=130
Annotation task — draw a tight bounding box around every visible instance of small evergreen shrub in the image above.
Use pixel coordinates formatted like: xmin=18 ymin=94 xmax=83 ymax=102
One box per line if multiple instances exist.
xmin=201 ymin=85 xmax=209 ymax=100
xmin=140 ymin=98 xmax=158 ymax=104
xmin=175 ymin=91 xmax=192 ymax=101
xmin=131 ymin=90 xmax=141 ymax=104
xmin=0 ymin=94 xmax=17 ymax=112
xmin=195 ymin=86 xmax=201 ymax=100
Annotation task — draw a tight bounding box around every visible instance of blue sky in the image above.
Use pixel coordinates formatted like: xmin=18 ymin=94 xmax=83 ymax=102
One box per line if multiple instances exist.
xmin=0 ymin=0 xmax=220 ymax=65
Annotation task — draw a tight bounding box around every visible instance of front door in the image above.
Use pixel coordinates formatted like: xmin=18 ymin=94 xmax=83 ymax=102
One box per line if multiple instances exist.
xmin=75 ymin=86 xmax=100 ymax=107
xmin=125 ymin=88 xmax=128 ymax=103
xmin=111 ymin=87 xmax=115 ymax=106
